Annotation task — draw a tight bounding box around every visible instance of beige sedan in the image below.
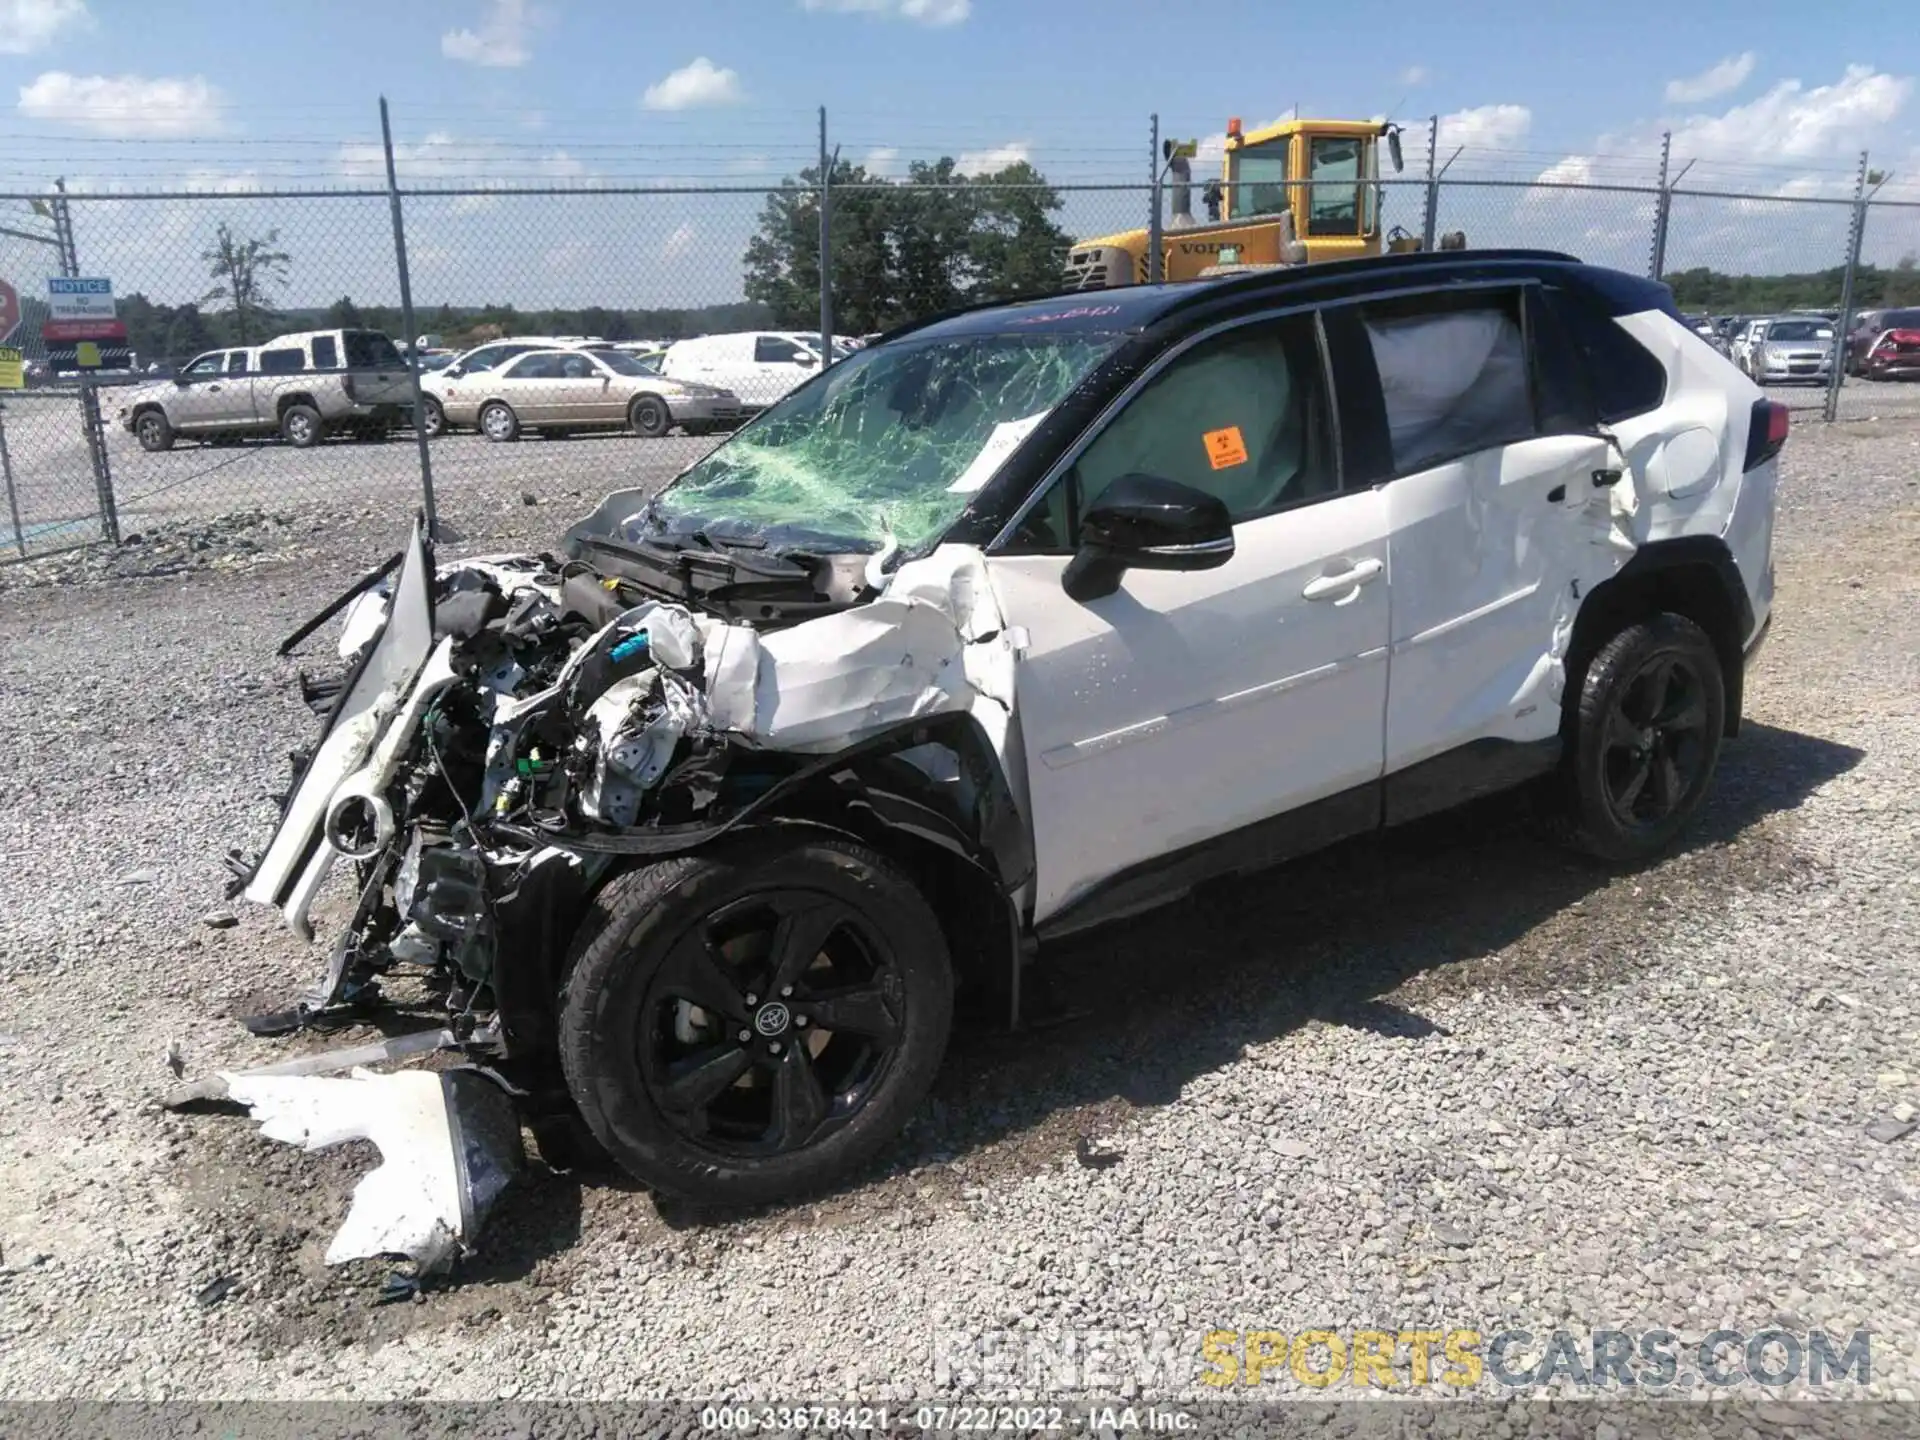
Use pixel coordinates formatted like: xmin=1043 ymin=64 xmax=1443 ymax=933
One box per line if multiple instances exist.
xmin=438 ymin=347 xmax=748 ymax=441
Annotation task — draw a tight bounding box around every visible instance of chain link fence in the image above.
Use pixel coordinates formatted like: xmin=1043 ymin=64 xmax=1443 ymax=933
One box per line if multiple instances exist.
xmin=4 ymin=133 xmax=1919 ymax=564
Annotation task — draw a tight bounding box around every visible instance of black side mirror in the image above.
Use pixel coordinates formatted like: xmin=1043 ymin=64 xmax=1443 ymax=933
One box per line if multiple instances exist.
xmin=1387 ymin=127 xmax=1404 ymax=173
xmin=1062 ymin=472 xmax=1234 ymax=602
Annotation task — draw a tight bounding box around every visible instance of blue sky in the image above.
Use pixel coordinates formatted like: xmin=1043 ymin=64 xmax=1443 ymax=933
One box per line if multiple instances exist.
xmin=2 ymin=0 xmax=1917 ymax=310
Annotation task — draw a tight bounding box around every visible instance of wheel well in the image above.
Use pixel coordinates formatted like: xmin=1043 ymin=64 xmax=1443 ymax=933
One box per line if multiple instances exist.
xmin=275 ymin=392 xmax=318 ymax=417
xmin=767 ymin=792 xmax=1018 ymax=1017
xmin=1565 ymin=548 xmax=1748 ymax=738
xmin=131 ymin=402 xmax=166 ymax=421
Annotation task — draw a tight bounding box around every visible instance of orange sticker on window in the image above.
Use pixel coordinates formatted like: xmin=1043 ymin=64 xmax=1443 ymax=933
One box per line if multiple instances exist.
xmin=1204 ymin=425 xmax=1248 ymax=469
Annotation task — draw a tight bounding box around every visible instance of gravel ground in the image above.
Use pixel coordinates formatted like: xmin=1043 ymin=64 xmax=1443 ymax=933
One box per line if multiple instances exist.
xmin=0 ymin=416 xmax=1916 ymax=1413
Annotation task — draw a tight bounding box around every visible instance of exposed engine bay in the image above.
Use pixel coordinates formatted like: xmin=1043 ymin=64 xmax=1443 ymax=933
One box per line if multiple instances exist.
xmin=162 ymin=509 xmax=1033 ymax=1266
xmin=225 ymin=510 xmax=1030 ymax=1060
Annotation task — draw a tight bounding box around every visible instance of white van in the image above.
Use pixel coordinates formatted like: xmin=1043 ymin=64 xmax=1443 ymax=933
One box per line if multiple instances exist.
xmin=660 ymin=332 xmax=827 ymax=411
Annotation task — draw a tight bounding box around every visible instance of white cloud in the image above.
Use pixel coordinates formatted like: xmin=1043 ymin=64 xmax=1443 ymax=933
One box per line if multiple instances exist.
xmin=956 ymin=140 xmax=1029 ymax=176
xmin=662 ymin=223 xmax=696 ymax=261
xmin=862 ymin=146 xmax=903 ymax=178
xmin=1663 ymin=63 xmax=1909 ymax=162
xmin=642 ymin=57 xmax=743 ymax=111
xmin=800 ymin=0 xmax=970 ymax=24
xmin=1437 ymin=103 xmax=1532 ymax=153
xmin=0 ymin=0 xmax=87 ymax=53
xmin=17 ymin=71 xmax=223 ymax=136
xmin=442 ymin=0 xmax=536 ymax=67
xmin=1665 ymin=52 xmax=1756 ymax=105
xmin=1532 ymin=155 xmax=1596 ymax=186
xmin=1400 ymin=65 xmax=1429 ymax=87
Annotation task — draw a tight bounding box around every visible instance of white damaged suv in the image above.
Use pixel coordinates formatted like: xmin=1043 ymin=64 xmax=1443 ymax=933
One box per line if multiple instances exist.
xmin=217 ymin=249 xmax=1780 ymax=1208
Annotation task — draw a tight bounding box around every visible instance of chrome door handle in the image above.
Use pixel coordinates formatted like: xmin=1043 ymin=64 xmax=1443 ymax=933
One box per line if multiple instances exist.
xmin=1303 ymin=557 xmax=1383 ymax=601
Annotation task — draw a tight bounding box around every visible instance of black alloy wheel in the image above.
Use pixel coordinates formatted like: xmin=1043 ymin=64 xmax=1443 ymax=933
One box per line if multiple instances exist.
xmin=640 ymin=889 xmax=904 ymax=1157
xmin=559 ymin=833 xmax=953 ymax=1205
xmin=1601 ymin=652 xmax=1713 ymax=830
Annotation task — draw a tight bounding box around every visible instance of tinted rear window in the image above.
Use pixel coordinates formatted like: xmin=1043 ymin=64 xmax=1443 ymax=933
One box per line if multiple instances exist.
xmin=1879 ymin=309 xmax=1920 ymax=330
xmin=258 ymin=348 xmax=304 ymax=374
xmin=311 ymin=335 xmax=339 ymax=369
xmin=1543 ymin=286 xmax=1666 ymax=421
xmin=345 ymin=331 xmax=403 ymax=368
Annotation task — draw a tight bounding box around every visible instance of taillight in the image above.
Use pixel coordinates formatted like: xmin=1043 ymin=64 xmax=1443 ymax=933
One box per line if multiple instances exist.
xmin=342 ymin=373 xmax=357 ymax=401
xmin=1744 ymin=398 xmax=1788 ymax=471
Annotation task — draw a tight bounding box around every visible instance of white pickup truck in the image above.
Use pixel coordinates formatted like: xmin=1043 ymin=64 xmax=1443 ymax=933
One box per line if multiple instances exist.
xmin=118 ymin=328 xmax=413 ymax=449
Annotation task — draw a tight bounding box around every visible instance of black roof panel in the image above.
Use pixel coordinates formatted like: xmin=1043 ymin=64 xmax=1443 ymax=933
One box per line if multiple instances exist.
xmin=879 ymin=248 xmax=1679 ymax=344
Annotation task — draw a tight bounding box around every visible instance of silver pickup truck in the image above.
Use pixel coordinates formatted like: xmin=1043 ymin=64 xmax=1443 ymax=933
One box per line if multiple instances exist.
xmin=118 ymin=328 xmax=413 ymax=449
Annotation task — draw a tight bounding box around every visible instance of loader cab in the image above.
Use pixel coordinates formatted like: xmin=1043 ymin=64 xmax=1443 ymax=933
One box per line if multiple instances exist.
xmin=1220 ymin=117 xmax=1397 ymax=262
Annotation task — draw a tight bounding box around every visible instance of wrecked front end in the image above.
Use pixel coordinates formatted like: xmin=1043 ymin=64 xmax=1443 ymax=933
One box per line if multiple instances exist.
xmin=183 ymin=505 xmax=1032 ymax=1256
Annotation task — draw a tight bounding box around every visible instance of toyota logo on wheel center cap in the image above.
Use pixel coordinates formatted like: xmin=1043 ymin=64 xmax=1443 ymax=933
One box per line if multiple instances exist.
xmin=753 ymin=1002 xmax=791 ymax=1037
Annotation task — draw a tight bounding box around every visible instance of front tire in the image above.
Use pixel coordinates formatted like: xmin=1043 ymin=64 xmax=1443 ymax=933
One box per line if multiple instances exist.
xmin=559 ymin=831 xmax=954 ymax=1207
xmin=134 ymin=409 xmax=174 ymax=452
xmin=1565 ymin=615 xmax=1726 ymax=864
xmin=629 ymin=394 xmax=672 ymax=438
xmin=279 ymin=403 xmax=323 ymax=448
xmin=419 ymin=396 xmax=446 ymax=438
xmin=480 ymin=401 xmax=519 ymax=443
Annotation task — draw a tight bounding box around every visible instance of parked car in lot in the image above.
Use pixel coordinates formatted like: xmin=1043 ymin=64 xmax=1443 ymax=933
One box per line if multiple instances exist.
xmin=1745 ymin=316 xmax=1836 ymax=385
xmin=1860 ymin=315 xmax=1920 ymax=380
xmin=230 ymin=248 xmax=1780 ymax=1207
xmin=116 ymin=328 xmax=412 ymax=450
xmin=1845 ymin=306 xmax=1920 ymax=376
xmin=437 ymin=346 xmax=747 ymax=441
xmin=415 ymin=335 xmax=614 ymax=437
xmin=660 ymin=331 xmax=831 ymax=410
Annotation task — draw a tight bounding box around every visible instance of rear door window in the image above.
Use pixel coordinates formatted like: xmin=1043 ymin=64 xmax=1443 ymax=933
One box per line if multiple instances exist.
xmin=503 ymin=353 xmax=562 ymax=379
xmin=226 ymin=352 xmax=250 ymax=375
xmin=1358 ymin=293 xmax=1536 ymax=474
xmin=345 ymin=331 xmax=403 ymax=368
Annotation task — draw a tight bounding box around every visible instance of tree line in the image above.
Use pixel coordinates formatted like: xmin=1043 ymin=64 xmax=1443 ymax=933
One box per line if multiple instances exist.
xmin=742 ymin=156 xmax=1071 ymax=333
xmin=1662 ymin=256 xmax=1920 ymax=312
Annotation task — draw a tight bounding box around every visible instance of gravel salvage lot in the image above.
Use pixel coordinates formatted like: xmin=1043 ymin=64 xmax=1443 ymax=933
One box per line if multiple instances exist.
xmin=0 ymin=418 xmax=1917 ymax=1406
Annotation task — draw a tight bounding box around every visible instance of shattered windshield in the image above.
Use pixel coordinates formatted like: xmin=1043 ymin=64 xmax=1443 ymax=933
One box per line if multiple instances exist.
xmin=641 ymin=330 xmax=1124 ymax=552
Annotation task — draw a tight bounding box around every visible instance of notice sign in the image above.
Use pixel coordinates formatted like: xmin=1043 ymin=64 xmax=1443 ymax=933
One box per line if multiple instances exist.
xmin=0 ymin=279 xmax=19 ymax=343
xmin=0 ymin=346 xmax=22 ymax=389
xmin=47 ymin=275 xmax=114 ymax=321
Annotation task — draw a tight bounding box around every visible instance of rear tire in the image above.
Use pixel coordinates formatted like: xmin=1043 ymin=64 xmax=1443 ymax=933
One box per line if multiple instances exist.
xmin=134 ymin=409 xmax=174 ymax=452
xmin=480 ymin=401 xmax=519 ymax=443
xmin=629 ymin=394 xmax=672 ymax=438
xmin=559 ymin=830 xmax=953 ymax=1207
xmin=1564 ymin=615 xmax=1726 ymax=865
xmin=279 ymin=403 xmax=323 ymax=448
